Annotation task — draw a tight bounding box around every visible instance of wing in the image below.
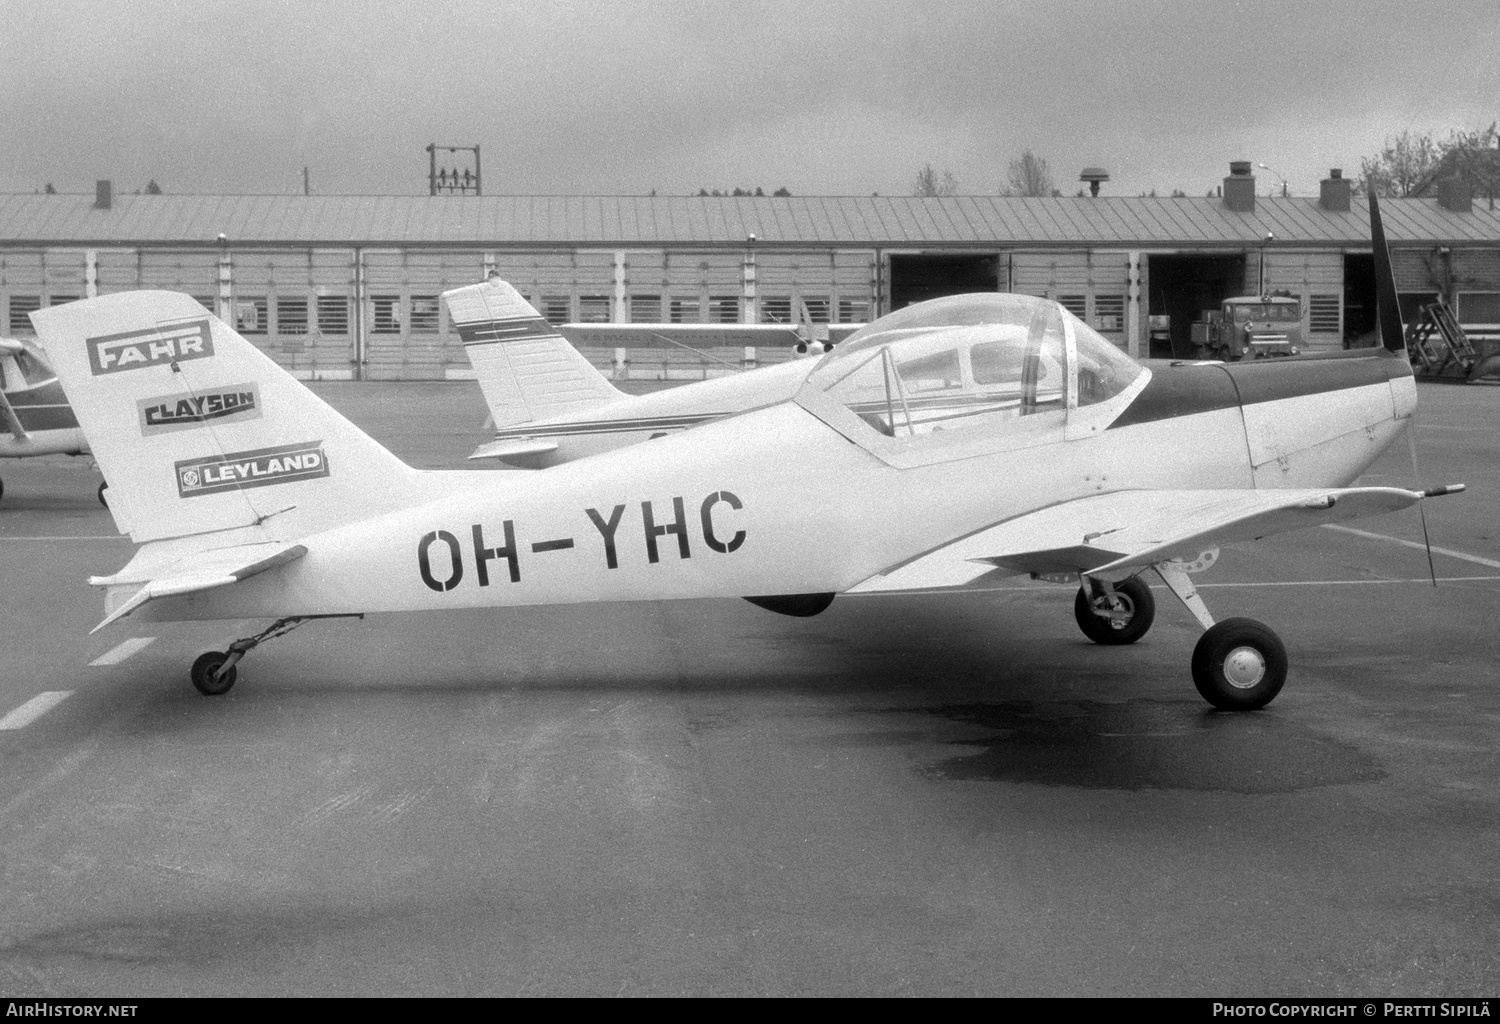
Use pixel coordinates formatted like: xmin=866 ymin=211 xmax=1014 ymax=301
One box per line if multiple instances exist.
xmin=847 ymin=487 xmax=1428 ymax=593
xmin=557 ymin=323 xmax=803 ymax=349
xmin=87 ymin=541 xmax=308 ymax=632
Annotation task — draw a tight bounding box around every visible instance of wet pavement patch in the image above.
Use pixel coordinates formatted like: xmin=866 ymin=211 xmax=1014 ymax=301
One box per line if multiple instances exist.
xmin=904 ymin=699 xmax=1386 ymax=793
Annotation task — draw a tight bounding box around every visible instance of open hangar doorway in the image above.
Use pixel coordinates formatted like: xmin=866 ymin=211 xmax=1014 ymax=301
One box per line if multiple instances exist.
xmin=1343 ymin=253 xmax=1378 ymax=348
xmin=1145 ymin=254 xmax=1246 ymax=358
xmin=888 ymin=253 xmax=1001 ymax=311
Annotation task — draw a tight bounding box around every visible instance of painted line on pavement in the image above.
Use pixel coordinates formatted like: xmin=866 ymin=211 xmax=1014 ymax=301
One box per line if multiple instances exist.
xmin=1323 ymin=524 xmax=1500 ymax=569
xmin=89 ymin=636 xmax=156 ymax=666
xmin=849 ymin=576 xmax=1500 ymax=598
xmin=0 ymin=692 xmax=73 ymax=731
xmin=2 ymin=535 xmax=130 ymax=541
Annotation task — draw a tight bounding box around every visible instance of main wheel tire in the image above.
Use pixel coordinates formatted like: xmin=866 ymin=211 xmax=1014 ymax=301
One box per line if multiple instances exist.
xmin=190 ymin=651 xmax=237 ymax=696
xmin=98 ymin=481 xmax=109 ymax=507
xmin=1074 ymin=576 xmax=1156 ymax=645
xmin=1191 ymin=618 xmax=1287 ymax=711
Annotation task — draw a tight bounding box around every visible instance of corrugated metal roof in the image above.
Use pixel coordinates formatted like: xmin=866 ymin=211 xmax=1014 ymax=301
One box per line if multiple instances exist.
xmin=0 ymin=193 xmax=1496 ymax=249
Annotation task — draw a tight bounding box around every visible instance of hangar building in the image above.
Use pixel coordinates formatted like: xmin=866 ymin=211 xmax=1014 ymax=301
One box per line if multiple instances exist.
xmin=2 ymin=163 xmax=1498 ymax=380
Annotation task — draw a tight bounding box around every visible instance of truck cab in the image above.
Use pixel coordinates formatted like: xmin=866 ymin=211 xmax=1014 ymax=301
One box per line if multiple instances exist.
xmin=1192 ymin=295 xmax=1303 ymax=360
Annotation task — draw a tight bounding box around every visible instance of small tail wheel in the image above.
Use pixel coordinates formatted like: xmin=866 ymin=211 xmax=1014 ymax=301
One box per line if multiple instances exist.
xmin=1191 ymin=618 xmax=1287 ymax=711
xmin=1074 ymin=575 xmax=1155 ymax=645
xmin=191 ymin=651 xmax=237 ymax=696
xmin=98 ymin=481 xmax=109 ymax=507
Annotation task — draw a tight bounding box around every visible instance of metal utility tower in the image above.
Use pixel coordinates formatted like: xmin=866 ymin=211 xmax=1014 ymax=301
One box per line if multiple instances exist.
xmin=428 ymin=144 xmax=482 ymax=196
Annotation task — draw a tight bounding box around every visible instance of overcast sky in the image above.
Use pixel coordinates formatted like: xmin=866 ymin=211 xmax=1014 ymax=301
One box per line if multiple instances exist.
xmin=2 ymin=0 xmax=1496 ymax=199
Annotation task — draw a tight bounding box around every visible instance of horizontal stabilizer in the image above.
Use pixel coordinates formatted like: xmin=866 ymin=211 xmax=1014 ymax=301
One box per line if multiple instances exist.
xmin=468 ymin=437 xmax=559 ymax=461
xmin=849 ymin=486 xmax=1431 ymax=593
xmin=88 ymin=541 xmax=307 ymax=632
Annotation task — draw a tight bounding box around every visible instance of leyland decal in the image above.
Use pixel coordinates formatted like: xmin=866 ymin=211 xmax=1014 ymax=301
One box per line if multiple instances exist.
xmin=88 ymin=319 xmax=213 ymax=376
xmin=175 ymin=441 xmax=329 ymax=498
xmin=138 ymin=383 xmax=262 ymax=436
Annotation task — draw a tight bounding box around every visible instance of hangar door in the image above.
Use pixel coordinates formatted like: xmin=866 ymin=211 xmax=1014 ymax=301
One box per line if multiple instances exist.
xmin=2 ymin=250 xmax=90 ymax=335
xmin=1252 ymin=251 xmax=1344 ymax=354
xmin=230 ymin=250 xmax=359 ymax=379
xmin=759 ymin=251 xmax=875 ymax=324
xmin=363 ymin=251 xmax=496 ymax=380
xmin=1011 ymin=251 xmax=1131 ymax=349
xmin=100 ymin=251 xmax=218 ymax=313
xmin=888 ymin=253 xmax=999 ymax=311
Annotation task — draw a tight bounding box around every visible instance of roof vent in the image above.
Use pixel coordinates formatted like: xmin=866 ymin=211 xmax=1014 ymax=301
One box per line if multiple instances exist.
xmin=94 ymin=180 xmax=112 ymax=210
xmin=1437 ymin=177 xmax=1472 ymax=213
xmin=1320 ymin=168 xmax=1351 ymax=212
xmin=1222 ymin=162 xmax=1255 ymax=212
xmin=1079 ymin=167 xmax=1110 ymax=197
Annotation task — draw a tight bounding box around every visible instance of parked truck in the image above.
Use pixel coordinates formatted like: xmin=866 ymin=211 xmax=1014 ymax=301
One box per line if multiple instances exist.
xmin=1191 ymin=294 xmax=1303 ymax=360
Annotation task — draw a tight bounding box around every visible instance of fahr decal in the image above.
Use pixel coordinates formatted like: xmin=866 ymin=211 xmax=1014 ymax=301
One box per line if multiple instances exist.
xmin=88 ymin=319 xmax=214 ymax=376
xmin=418 ymin=490 xmax=745 ymax=592
xmin=138 ymin=383 xmax=262 ymax=436
xmin=176 ymin=440 xmax=329 ymax=498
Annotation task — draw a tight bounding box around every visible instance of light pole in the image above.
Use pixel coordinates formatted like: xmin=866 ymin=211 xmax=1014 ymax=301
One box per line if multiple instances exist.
xmin=1258 ymin=231 xmax=1274 ymax=297
xmin=1257 ymin=162 xmax=1289 ymax=197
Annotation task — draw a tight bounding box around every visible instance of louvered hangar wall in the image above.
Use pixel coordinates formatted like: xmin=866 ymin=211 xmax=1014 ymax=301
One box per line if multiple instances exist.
xmin=1010 ymin=251 xmax=1132 ymax=347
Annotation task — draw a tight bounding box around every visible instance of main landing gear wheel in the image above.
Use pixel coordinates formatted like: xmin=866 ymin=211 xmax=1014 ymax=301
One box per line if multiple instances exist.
xmin=1191 ymin=618 xmax=1287 ymax=711
xmin=98 ymin=481 xmax=109 ymax=507
xmin=1074 ymin=575 xmax=1155 ymax=645
xmin=191 ymin=651 xmax=238 ymax=696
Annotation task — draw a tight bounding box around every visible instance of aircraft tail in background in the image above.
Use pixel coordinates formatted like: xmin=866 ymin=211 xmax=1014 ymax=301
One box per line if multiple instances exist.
xmin=442 ymin=277 xmax=624 ymax=431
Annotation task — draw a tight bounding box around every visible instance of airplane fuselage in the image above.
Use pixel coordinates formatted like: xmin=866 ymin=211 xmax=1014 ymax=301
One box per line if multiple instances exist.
xmin=130 ymin=353 xmax=1415 ymax=623
xmin=0 ymin=380 xmax=87 ymax=457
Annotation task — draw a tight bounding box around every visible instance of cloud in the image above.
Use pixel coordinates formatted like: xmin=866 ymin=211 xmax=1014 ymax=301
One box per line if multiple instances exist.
xmin=2 ymin=0 xmax=1496 ymax=198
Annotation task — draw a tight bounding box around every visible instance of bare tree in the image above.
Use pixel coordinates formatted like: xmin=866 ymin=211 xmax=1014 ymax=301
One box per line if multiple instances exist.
xmin=912 ymin=163 xmax=959 ymax=197
xmin=1359 ymin=129 xmax=1440 ymax=197
xmin=1006 ymin=150 xmax=1056 ymax=197
xmin=1441 ymin=122 xmax=1500 ymax=209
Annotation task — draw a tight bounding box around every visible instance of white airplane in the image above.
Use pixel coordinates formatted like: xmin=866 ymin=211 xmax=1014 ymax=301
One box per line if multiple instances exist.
xmin=31 ymin=195 xmax=1462 ymax=711
xmin=0 ymin=335 xmax=108 ymax=505
xmin=445 ymin=282 xmax=854 ymax=468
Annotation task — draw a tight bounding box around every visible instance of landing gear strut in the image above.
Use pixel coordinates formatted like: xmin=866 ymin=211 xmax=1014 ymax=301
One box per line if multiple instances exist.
xmin=1153 ymin=561 xmax=1287 ymax=711
xmin=1074 ymin=575 xmax=1155 ymax=645
xmin=190 ymin=614 xmax=362 ymax=696
xmin=1071 ymin=555 xmax=1289 ymax=711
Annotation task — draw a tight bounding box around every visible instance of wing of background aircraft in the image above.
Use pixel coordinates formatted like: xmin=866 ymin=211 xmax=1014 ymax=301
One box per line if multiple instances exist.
xmin=0 ymin=335 xmax=102 ymax=504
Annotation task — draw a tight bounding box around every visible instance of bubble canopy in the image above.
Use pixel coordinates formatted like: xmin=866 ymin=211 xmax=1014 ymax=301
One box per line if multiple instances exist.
xmin=802 ymin=292 xmax=1143 ymax=441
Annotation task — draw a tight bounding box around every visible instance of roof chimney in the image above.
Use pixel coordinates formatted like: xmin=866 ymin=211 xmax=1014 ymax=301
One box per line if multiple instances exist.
xmin=1319 ymin=168 xmax=1351 ymax=211
xmin=1222 ymin=161 xmax=1255 ymax=212
xmin=94 ymin=180 xmax=112 ymax=210
xmin=1437 ymin=176 xmax=1472 ymax=213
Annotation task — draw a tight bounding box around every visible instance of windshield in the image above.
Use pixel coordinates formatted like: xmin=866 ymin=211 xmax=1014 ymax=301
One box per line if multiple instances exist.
xmin=806 ymin=292 xmax=1142 ymax=438
xmin=1227 ymin=301 xmax=1301 ymax=322
xmin=0 ymin=339 xmax=56 ymax=389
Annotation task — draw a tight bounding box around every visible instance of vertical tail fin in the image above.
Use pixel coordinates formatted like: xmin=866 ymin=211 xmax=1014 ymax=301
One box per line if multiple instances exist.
xmin=1369 ymin=192 xmax=1407 ymax=353
xmin=442 ymin=277 xmax=623 ymax=429
xmin=30 ymin=291 xmax=421 ymax=543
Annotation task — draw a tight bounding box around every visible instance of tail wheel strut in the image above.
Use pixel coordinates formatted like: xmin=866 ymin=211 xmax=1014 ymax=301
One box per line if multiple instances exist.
xmin=189 ymin=614 xmax=362 ymax=697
